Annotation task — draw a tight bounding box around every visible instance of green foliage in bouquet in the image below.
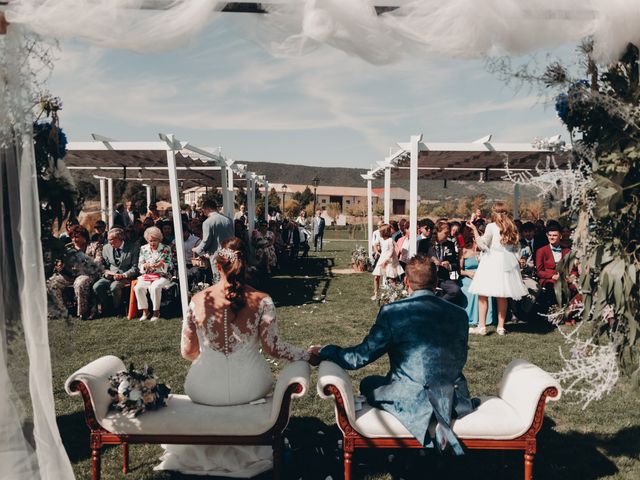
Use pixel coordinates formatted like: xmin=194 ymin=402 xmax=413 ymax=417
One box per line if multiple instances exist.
xmin=108 ymin=363 xmax=171 ymax=416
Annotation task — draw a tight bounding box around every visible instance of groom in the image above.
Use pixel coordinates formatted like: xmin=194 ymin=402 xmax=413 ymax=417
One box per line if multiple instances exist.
xmin=311 ymin=255 xmax=476 ymax=454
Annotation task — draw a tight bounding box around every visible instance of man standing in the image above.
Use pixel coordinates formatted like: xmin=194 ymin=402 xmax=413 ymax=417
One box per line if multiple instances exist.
xmin=193 ymin=199 xmax=234 ymax=283
xmin=93 ymin=228 xmax=140 ymax=316
xmin=312 ymin=209 xmax=325 ymax=252
xmin=536 ymin=221 xmax=574 ymax=308
xmin=124 ymin=200 xmax=136 ymax=226
xmin=234 ymin=204 xmax=248 ymax=226
xmin=416 ymin=218 xmax=435 ymax=255
xmin=428 ymin=221 xmax=461 ymax=304
xmin=312 ymin=256 xmax=476 ymax=454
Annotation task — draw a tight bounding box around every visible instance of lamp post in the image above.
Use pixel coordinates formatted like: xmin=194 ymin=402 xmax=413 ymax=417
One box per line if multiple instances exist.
xmin=281 ymin=184 xmax=287 ymax=215
xmin=312 ymin=175 xmax=320 ymax=213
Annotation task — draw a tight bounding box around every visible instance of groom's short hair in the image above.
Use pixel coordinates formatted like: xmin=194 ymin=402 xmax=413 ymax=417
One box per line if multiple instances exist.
xmin=405 ymin=255 xmax=437 ymax=291
xmin=202 ymin=199 xmax=218 ymax=211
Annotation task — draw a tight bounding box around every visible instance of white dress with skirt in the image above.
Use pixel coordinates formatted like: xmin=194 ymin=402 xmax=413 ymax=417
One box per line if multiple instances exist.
xmin=372 ymin=237 xmax=404 ymax=279
xmin=154 ymin=295 xmax=309 ymax=477
xmin=468 ymin=222 xmax=528 ymax=300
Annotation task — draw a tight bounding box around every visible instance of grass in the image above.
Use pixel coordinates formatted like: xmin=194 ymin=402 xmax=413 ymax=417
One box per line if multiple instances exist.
xmin=44 ymin=241 xmax=639 ymax=479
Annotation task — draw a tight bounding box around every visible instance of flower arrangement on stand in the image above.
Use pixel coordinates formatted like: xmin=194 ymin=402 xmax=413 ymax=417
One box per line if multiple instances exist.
xmin=378 ymin=281 xmax=409 ymax=305
xmin=108 ymin=363 xmax=171 ymax=416
xmin=351 ymin=245 xmax=370 ymax=272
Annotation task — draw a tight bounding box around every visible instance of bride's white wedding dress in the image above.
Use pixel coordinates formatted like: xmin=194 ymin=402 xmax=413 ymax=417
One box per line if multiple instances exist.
xmin=154 ymin=292 xmax=309 ymax=477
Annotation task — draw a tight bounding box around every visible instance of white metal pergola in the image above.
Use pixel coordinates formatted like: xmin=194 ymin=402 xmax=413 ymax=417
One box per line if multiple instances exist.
xmin=363 ymin=134 xmax=570 ymax=258
xmin=66 ymin=134 xmax=268 ymax=321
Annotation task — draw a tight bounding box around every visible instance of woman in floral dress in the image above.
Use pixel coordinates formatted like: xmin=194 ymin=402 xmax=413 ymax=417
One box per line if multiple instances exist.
xmin=134 ymin=226 xmax=173 ymax=322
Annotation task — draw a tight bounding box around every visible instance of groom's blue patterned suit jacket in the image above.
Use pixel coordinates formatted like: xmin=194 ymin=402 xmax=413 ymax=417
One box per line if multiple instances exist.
xmin=320 ymin=289 xmax=476 ymax=454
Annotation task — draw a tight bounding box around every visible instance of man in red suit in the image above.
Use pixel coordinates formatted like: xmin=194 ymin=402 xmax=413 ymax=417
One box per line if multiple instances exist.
xmin=536 ymin=221 xmax=574 ymax=308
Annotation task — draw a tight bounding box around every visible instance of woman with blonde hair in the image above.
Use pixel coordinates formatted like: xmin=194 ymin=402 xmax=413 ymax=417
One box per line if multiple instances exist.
xmin=466 ymin=202 xmax=527 ymax=335
xmin=134 ymin=226 xmax=173 ymax=321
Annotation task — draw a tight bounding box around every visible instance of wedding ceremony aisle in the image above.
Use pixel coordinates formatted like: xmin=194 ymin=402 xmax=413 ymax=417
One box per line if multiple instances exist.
xmin=48 ymin=241 xmax=639 ymax=480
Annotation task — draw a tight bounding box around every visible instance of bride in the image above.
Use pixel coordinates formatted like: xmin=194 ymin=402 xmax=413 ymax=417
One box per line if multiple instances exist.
xmin=155 ymin=238 xmax=311 ymax=477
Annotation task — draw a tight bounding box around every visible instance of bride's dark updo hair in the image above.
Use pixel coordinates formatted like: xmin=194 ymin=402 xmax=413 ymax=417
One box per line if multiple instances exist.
xmin=214 ymin=238 xmax=247 ymax=312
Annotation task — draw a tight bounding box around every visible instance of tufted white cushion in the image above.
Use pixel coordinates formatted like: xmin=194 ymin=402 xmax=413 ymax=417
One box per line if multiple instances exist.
xmin=66 ymin=356 xmax=310 ymax=436
xmin=318 ymin=359 xmax=561 ymax=441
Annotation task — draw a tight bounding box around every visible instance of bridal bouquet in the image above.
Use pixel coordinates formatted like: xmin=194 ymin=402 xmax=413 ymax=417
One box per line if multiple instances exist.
xmin=108 ymin=363 xmax=171 ymax=416
xmin=379 ymin=282 xmax=409 ymax=305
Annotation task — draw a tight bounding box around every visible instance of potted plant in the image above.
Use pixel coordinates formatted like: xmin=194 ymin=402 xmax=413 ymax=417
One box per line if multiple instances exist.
xmin=351 ymin=245 xmax=369 ymax=272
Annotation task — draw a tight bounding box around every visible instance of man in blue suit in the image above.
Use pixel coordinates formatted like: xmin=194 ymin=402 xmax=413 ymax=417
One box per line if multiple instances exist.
xmin=314 ymin=255 xmax=476 ymax=454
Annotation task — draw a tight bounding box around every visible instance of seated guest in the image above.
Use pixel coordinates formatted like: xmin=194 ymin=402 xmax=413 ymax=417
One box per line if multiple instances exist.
xmin=536 ymin=221 xmax=574 ymax=308
xmin=515 ymin=223 xmax=541 ymax=317
xmin=59 ymin=218 xmax=79 ymax=243
xmin=519 ymin=222 xmax=543 ymax=256
xmin=313 ymin=255 xmax=476 ymax=454
xmin=416 ymin=218 xmax=434 ymax=255
xmin=134 ymin=226 xmax=173 ymax=322
xmin=47 ymin=226 xmax=102 ymax=319
xmin=92 ymin=219 xmax=108 ymax=245
xmin=449 ymin=221 xmax=464 ymax=250
xmin=428 ymin=221 xmax=462 ymax=304
xmin=93 ymin=227 xmax=140 ymax=316
xmin=161 ymin=220 xmax=175 ymax=246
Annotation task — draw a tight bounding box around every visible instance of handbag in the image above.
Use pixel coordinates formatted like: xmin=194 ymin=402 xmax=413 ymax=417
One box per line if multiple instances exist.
xmin=142 ymin=273 xmax=161 ymax=282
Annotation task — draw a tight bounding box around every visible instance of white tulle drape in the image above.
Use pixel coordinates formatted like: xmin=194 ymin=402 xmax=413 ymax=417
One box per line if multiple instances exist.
xmin=2 ymin=1 xmax=640 ymax=479
xmin=0 ymin=25 xmax=75 ymax=480
xmin=4 ymin=1 xmax=640 ymax=62
xmin=257 ymin=0 xmax=640 ymax=64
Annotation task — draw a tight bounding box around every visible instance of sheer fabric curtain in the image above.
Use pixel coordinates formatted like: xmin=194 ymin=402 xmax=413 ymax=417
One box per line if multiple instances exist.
xmin=0 ymin=135 xmax=75 ymax=480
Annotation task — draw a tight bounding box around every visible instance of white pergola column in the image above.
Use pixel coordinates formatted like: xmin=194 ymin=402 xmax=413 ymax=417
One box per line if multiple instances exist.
xmin=513 ymin=183 xmax=520 ymax=220
xmin=264 ymin=180 xmax=269 ymax=221
xmin=163 ymin=136 xmax=189 ymax=322
xmin=99 ymin=178 xmax=107 ymax=222
xmin=408 ymin=134 xmax=422 ymax=258
xmin=107 ymin=177 xmax=114 ymax=228
xmin=220 ymin=162 xmax=230 ymax=219
xmin=384 ymin=165 xmax=391 ymax=223
xmin=227 ymin=165 xmax=235 ymax=215
xmin=247 ymin=174 xmax=256 ymax=233
xmin=145 ymin=184 xmax=152 ymax=209
xmin=365 ymin=175 xmax=374 ymax=259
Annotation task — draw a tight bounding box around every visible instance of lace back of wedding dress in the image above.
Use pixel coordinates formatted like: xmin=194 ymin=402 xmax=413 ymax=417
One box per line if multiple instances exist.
xmin=181 ymin=295 xmax=309 ymax=362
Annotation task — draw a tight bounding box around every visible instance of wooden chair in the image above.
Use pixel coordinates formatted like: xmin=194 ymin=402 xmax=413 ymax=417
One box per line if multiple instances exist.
xmin=66 ymin=355 xmax=310 ymax=480
xmin=317 ymin=359 xmax=561 ymax=480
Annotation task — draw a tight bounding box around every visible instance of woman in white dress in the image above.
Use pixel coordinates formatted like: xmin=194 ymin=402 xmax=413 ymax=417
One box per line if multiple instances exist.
xmin=371 ymin=224 xmax=404 ymax=300
xmin=155 ymin=237 xmax=310 ymax=477
xmin=466 ymin=202 xmax=527 ymax=336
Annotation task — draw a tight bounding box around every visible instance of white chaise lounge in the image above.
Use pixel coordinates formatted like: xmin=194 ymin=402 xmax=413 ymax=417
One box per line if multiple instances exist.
xmin=66 ymin=355 xmax=310 ymax=480
xmin=317 ymin=359 xmax=561 ymax=480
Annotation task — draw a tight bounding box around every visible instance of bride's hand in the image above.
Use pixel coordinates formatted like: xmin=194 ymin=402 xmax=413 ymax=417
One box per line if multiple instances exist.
xmin=307 ymin=345 xmax=322 ymax=366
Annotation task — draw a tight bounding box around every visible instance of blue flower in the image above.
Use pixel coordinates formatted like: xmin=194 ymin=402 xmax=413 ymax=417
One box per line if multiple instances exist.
xmin=555 ymin=92 xmax=569 ymax=122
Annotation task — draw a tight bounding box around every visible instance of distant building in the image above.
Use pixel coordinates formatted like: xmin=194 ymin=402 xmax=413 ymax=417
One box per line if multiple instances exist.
xmin=183 ymin=184 xmax=415 ymax=216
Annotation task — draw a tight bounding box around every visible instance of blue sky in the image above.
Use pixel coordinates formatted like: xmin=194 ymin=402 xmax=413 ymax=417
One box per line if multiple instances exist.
xmin=49 ymin=14 xmax=573 ymax=171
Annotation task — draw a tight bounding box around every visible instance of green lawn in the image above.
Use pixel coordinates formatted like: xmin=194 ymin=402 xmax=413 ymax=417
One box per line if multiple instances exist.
xmin=48 ymin=241 xmax=640 ymax=479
